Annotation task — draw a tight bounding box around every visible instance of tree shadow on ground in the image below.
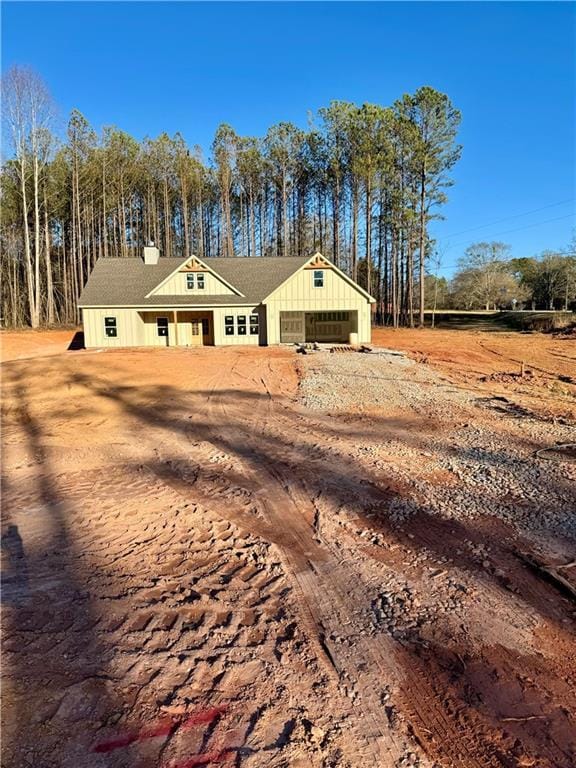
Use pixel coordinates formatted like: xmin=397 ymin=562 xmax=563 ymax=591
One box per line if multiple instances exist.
xmin=1 ymin=364 xmax=319 ymax=768
xmin=80 ymin=372 xmax=574 ymax=768
xmin=1 ymin=374 xmax=148 ymax=768
xmin=3 ymin=355 xmax=575 ymax=768
xmin=63 ymin=368 xmax=574 ymax=626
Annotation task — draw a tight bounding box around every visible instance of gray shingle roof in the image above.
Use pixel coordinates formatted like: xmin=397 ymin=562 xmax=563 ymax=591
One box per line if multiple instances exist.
xmin=78 ymin=255 xmax=312 ymax=308
xmin=203 ymin=256 xmax=310 ymax=302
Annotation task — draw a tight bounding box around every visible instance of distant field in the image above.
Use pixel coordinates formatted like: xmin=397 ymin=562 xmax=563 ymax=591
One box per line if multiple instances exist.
xmin=404 ymin=310 xmax=576 ymax=332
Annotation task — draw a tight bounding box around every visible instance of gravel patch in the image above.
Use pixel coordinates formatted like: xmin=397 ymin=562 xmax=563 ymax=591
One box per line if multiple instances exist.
xmin=297 ymin=347 xmax=474 ymax=416
xmin=297 ymin=348 xmax=576 ymax=547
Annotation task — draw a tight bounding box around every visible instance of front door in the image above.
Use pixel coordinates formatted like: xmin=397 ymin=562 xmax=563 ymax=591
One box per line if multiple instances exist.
xmin=200 ymin=317 xmax=214 ymax=345
xmin=176 ymin=313 xmax=213 ymax=346
xmin=189 ymin=319 xmax=204 ymax=346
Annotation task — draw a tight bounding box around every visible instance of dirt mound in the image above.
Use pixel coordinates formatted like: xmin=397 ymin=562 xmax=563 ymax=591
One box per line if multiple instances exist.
xmin=553 ymin=323 xmax=576 ymax=338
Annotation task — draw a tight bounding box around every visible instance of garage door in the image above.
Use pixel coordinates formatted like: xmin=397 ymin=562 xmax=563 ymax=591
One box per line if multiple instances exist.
xmin=280 ymin=311 xmax=305 ymax=343
xmin=305 ymin=311 xmax=351 ymax=342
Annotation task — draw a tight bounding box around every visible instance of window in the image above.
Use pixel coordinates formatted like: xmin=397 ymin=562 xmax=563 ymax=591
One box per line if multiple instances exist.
xmin=197 ymin=273 xmax=205 ymax=289
xmin=224 ymin=316 xmax=234 ymax=336
xmin=315 ymin=311 xmax=349 ymax=322
xmin=250 ymin=314 xmax=259 ymax=335
xmin=186 ymin=273 xmax=195 ymax=290
xmin=313 ymin=270 xmax=324 ymax=288
xmin=237 ymin=315 xmax=246 ymax=335
xmin=104 ymin=317 xmax=117 ymax=337
xmin=157 ymin=317 xmax=169 ymax=337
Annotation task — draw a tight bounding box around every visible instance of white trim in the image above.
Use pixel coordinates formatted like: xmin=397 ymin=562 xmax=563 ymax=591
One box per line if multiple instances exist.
xmin=144 ymin=254 xmax=244 ymax=298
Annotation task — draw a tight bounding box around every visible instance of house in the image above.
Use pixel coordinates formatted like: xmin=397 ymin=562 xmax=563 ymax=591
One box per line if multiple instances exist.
xmin=78 ymin=246 xmax=375 ymax=348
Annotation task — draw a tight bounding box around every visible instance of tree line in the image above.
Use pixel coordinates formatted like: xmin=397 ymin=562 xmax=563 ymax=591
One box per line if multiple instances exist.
xmin=429 ymin=241 xmax=576 ymax=313
xmin=1 ymin=65 xmax=464 ymax=328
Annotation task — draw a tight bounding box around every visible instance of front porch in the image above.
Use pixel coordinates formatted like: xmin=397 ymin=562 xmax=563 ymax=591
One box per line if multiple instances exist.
xmin=140 ymin=310 xmax=215 ymax=347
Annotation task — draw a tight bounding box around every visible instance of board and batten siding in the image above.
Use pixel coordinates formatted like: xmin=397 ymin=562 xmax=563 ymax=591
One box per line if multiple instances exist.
xmin=150 ymin=270 xmax=236 ymax=297
xmin=82 ymin=262 xmax=371 ymax=348
xmin=141 ymin=311 xmax=180 ymax=346
xmin=82 ymin=308 xmax=146 ymax=348
xmin=83 ymin=308 xmax=183 ymax=348
xmin=264 ymin=266 xmax=372 ymax=344
xmin=212 ymin=306 xmax=263 ymax=346
xmin=83 ymin=306 xmax=265 ymax=348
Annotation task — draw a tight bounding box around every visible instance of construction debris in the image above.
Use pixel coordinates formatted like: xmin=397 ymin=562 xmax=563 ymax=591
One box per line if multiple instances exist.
xmin=534 ymin=443 xmax=576 ymax=463
xmin=517 ymin=552 xmax=576 ymax=603
xmin=330 ymin=345 xmax=355 ymax=353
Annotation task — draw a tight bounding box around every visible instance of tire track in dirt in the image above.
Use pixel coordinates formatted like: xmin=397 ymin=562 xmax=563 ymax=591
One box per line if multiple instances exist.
xmin=4 ymin=343 xmax=573 ymax=767
xmin=3 ymin=456 xmax=315 ymax=766
xmin=145 ymin=359 xmax=407 ymax=764
xmin=160 ymin=351 xmax=503 ymax=768
xmin=232 ymin=355 xmax=559 ymax=768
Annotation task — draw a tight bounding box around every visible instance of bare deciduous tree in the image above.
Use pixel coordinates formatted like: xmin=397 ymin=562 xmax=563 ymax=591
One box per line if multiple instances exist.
xmin=2 ymin=66 xmax=55 ymax=326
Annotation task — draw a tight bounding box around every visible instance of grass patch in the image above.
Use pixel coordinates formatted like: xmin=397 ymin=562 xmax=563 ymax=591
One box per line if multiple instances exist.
xmin=416 ymin=311 xmax=575 ymax=332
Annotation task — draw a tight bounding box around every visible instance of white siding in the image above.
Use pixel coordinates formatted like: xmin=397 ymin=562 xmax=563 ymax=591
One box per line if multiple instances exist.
xmin=151 ymin=270 xmax=236 ymax=296
xmin=141 ymin=311 xmax=177 ymax=346
xmin=264 ymin=267 xmax=372 ymax=344
xmin=82 ymin=308 xmax=145 ymax=348
xmin=212 ymin=307 xmax=263 ymax=346
xmin=83 ymin=306 xmax=265 ymax=348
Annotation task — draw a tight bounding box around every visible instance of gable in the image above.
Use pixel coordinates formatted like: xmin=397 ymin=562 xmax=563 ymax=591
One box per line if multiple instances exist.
xmin=147 ymin=256 xmax=240 ymax=298
xmin=264 ymin=253 xmax=375 ymax=304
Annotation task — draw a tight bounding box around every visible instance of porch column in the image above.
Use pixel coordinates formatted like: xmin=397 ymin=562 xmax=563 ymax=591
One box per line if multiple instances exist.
xmin=173 ymin=310 xmax=178 ymax=346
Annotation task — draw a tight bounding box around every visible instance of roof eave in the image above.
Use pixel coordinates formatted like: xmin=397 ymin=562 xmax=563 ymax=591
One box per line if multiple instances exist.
xmin=79 ymin=302 xmax=260 ymax=309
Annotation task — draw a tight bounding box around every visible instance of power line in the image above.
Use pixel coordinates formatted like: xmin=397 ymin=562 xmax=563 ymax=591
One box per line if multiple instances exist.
xmin=440 ymin=213 xmax=575 ymax=253
xmin=440 ymin=198 xmax=574 ymax=240
xmin=429 ymin=250 xmax=576 ymax=274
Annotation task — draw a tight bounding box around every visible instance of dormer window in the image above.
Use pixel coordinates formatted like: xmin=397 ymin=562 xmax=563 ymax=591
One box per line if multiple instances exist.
xmin=313 ymin=270 xmax=324 ymax=288
xmin=186 ymin=272 xmax=205 ymax=290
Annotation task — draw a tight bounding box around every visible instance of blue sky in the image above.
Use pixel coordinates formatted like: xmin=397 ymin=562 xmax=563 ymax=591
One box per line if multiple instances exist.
xmin=3 ymin=1 xmax=575 ymax=272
